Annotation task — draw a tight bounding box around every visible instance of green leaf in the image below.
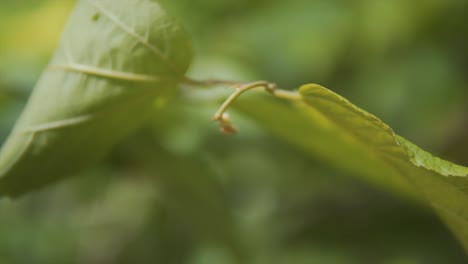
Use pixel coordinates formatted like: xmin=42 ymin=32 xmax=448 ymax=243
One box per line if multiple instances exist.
xmin=0 ymin=0 xmax=193 ymax=196
xmin=234 ymin=84 xmax=468 ymax=250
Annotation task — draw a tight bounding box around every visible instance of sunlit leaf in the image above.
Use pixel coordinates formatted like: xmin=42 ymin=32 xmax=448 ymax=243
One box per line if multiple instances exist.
xmin=234 ymin=84 xmax=468 ymax=250
xmin=0 ymin=0 xmax=193 ymax=196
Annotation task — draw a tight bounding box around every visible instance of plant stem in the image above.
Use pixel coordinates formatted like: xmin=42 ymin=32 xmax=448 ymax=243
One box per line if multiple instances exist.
xmin=268 ymin=88 xmax=302 ymax=101
xmin=181 ymin=77 xmax=243 ymax=87
xmin=212 ymin=81 xmax=273 ymax=121
xmin=182 ymin=77 xmax=302 ymax=134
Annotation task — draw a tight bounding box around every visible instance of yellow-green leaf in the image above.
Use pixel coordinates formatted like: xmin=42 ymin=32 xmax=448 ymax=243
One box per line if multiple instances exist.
xmin=234 ymin=84 xmax=468 ymax=250
xmin=0 ymin=0 xmax=193 ymax=196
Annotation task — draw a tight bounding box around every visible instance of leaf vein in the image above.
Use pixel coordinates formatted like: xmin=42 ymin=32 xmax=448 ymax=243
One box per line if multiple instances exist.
xmin=48 ymin=63 xmax=162 ymax=83
xmin=19 ymin=115 xmax=94 ymax=134
xmin=87 ymin=0 xmax=179 ymax=74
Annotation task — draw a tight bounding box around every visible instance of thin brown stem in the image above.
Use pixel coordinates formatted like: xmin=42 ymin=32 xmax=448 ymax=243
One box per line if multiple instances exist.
xmin=181 ymin=76 xmax=243 ymax=87
xmin=181 ymin=77 xmax=303 ymax=135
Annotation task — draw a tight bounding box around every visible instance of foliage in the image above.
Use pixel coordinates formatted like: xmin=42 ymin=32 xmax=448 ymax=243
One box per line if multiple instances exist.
xmin=0 ymin=0 xmax=192 ymax=196
xmin=1 ymin=0 xmax=468 ymax=263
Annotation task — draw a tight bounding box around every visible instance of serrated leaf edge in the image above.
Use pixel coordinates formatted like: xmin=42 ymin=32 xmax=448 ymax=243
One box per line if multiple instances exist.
xmin=299 ymin=84 xmax=468 ymax=179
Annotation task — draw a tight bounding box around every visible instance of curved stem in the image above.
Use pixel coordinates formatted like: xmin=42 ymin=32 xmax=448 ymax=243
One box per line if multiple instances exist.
xmin=181 ymin=76 xmax=303 ymax=134
xmin=212 ymin=81 xmax=273 ymax=121
xmin=182 ymin=76 xmax=302 ymax=101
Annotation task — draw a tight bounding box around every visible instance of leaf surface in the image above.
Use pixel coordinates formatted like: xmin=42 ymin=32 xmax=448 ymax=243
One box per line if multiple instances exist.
xmin=234 ymin=84 xmax=468 ymax=250
xmin=0 ymin=0 xmax=192 ymax=196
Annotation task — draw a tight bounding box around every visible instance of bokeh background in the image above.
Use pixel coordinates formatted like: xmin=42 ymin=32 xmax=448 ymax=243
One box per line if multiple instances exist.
xmin=1 ymin=0 xmax=468 ymax=263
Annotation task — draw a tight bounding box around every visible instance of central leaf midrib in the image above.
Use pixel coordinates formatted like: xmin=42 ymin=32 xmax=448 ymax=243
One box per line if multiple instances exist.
xmin=48 ymin=63 xmax=168 ymax=83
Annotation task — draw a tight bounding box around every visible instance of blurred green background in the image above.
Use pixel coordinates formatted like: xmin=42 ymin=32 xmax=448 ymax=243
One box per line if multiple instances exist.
xmin=1 ymin=0 xmax=468 ymax=263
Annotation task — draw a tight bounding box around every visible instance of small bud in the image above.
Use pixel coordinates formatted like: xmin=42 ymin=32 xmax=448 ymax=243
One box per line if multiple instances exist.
xmin=218 ymin=113 xmax=238 ymax=135
xmin=220 ymin=124 xmax=238 ymax=135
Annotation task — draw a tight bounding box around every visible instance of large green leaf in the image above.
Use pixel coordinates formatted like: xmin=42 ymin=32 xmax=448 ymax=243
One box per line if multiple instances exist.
xmin=234 ymin=84 xmax=468 ymax=251
xmin=0 ymin=0 xmax=192 ymax=196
